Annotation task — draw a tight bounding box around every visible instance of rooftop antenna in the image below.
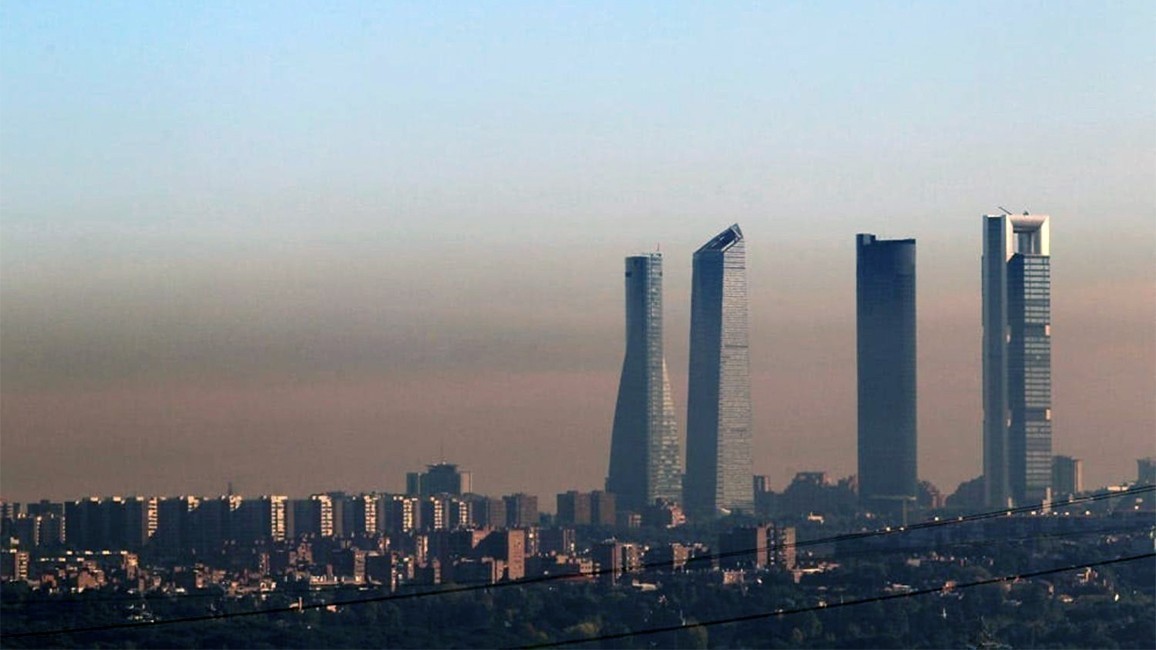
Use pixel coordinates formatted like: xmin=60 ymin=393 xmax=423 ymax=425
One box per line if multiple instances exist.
xmin=998 ymin=206 xmax=1013 ymax=215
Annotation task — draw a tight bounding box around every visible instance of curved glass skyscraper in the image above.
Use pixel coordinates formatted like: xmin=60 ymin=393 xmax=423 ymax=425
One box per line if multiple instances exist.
xmin=684 ymin=224 xmax=753 ymax=517
xmin=606 ymin=253 xmax=682 ymax=513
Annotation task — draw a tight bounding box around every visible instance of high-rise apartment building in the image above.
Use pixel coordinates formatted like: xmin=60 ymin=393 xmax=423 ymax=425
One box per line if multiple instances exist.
xmin=556 ymin=491 xmax=593 ymax=526
xmin=606 ymin=253 xmax=682 ymax=512
xmin=983 ymin=213 xmax=1052 ymax=507
xmin=856 ymin=234 xmax=917 ymax=511
xmin=684 ymin=224 xmax=753 ymax=516
xmin=503 ymin=493 xmax=538 ymax=528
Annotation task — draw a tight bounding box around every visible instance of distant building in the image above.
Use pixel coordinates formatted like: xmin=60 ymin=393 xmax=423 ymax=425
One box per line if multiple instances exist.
xmin=685 ymin=224 xmax=753 ymax=517
xmin=773 ymin=526 xmax=797 ymax=571
xmin=590 ymin=491 xmax=616 ymax=526
xmin=468 ymin=495 xmax=507 ymax=529
xmin=0 ymin=549 xmax=30 ymax=582
xmin=190 ymin=495 xmax=241 ymax=552
xmin=778 ymin=472 xmax=857 ymax=517
xmin=645 ymin=543 xmax=691 ymax=571
xmin=538 ymin=527 xmax=576 ymax=556
xmin=1138 ymin=457 xmax=1156 ymax=486
xmin=983 ymin=213 xmax=1053 ymax=507
xmin=856 ymin=234 xmax=917 ymax=512
xmin=606 ymin=253 xmax=682 ymax=513
xmin=594 ymin=540 xmax=642 ymax=582
xmin=406 ymin=463 xmax=473 ymax=497
xmin=154 ymin=496 xmax=199 ymax=554
xmin=718 ymin=525 xmax=768 ymax=570
xmin=503 ymin=493 xmax=538 ymax=528
xmin=641 ymin=499 xmax=685 ymax=528
xmin=479 ymin=529 xmax=526 ymax=581
xmin=235 ymin=495 xmax=287 ymax=543
xmin=420 ymin=496 xmax=448 ymax=531
xmin=1052 ymin=456 xmax=1084 ymax=496
xmin=317 ymin=494 xmax=337 ymax=537
xmin=556 ymin=491 xmax=593 ymax=526
xmin=348 ymin=494 xmax=378 ymax=536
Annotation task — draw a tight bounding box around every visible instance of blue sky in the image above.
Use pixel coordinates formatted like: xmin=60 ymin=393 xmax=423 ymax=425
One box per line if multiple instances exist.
xmin=1 ymin=2 xmax=1153 ymax=501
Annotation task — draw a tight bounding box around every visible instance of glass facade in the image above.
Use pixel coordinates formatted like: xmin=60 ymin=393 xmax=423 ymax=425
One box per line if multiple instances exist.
xmin=606 ymin=254 xmax=682 ymax=513
xmin=982 ymin=214 xmax=1052 ymax=507
xmin=856 ymin=234 xmax=917 ymax=510
xmin=1008 ymin=255 xmax=1052 ymax=504
xmin=685 ymin=225 xmax=753 ymax=516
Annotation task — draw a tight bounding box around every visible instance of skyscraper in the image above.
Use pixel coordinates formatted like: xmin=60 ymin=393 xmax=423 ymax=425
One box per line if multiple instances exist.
xmin=983 ymin=213 xmax=1052 ymax=507
xmin=685 ymin=224 xmax=752 ymax=516
xmin=606 ymin=253 xmax=682 ymax=513
xmin=856 ymin=234 xmax=917 ymax=511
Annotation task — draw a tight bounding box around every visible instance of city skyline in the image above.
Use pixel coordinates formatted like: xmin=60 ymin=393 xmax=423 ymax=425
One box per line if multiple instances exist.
xmin=685 ymin=225 xmax=753 ymax=516
xmin=2 ymin=3 xmax=1153 ymax=503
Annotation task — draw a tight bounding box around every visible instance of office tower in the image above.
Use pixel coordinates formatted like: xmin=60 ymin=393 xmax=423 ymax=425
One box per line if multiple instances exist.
xmin=606 ymin=253 xmax=682 ymax=513
xmin=1051 ymin=455 xmax=1084 ymax=496
xmin=856 ymin=234 xmax=918 ymax=511
xmin=407 ymin=463 xmax=472 ymax=496
xmin=685 ymin=224 xmax=753 ymax=516
xmin=983 ymin=213 xmax=1052 ymax=507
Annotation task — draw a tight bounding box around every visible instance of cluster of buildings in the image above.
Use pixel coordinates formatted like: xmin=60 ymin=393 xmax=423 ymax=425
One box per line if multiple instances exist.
xmin=607 ymin=215 xmax=1073 ymax=520
xmin=0 ymin=461 xmax=800 ymax=592
xmin=4 ymin=214 xmax=1153 ymax=595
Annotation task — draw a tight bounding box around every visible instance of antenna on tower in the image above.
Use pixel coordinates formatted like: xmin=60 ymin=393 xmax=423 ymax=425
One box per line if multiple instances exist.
xmin=998 ymin=206 xmax=1013 ymax=215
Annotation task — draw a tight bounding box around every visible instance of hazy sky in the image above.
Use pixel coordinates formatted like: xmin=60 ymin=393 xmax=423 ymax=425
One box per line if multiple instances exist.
xmin=2 ymin=2 xmax=1154 ymax=505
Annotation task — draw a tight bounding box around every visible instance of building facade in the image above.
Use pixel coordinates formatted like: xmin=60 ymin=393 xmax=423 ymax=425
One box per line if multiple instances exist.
xmin=856 ymin=234 xmax=917 ymax=511
xmin=606 ymin=253 xmax=682 ymax=513
xmin=983 ymin=213 xmax=1052 ymax=507
xmin=684 ymin=225 xmax=753 ymax=516
xmin=406 ymin=463 xmax=472 ymax=497
xmin=1051 ymin=455 xmax=1083 ymax=497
